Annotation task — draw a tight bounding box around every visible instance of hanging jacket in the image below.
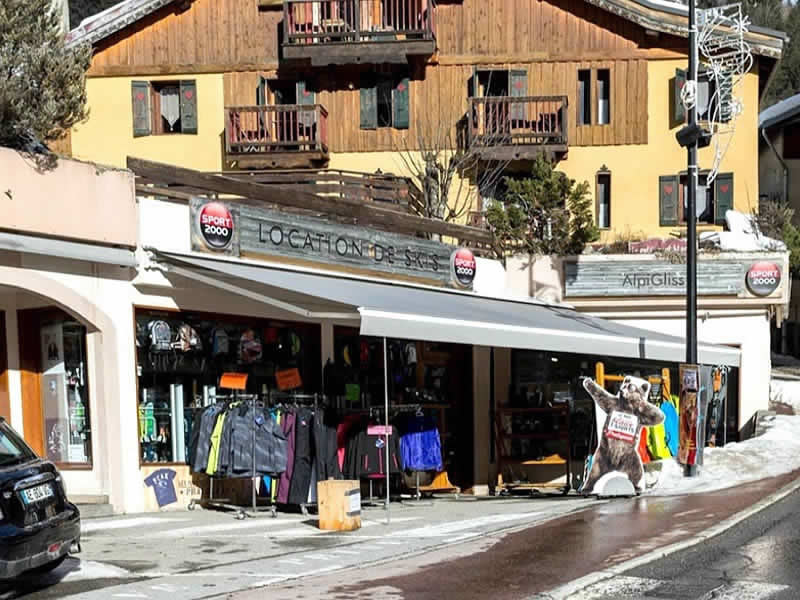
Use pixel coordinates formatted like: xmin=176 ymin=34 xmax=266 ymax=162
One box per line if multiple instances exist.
xmin=354 ymin=424 xmax=402 ymax=478
xmin=637 ymin=428 xmax=651 ymax=463
xmin=288 ymin=407 xmax=314 ymax=505
xmin=314 ymin=407 xmax=342 ymax=481
xmin=399 ymin=415 xmax=443 ymax=472
xmin=190 ymin=403 xmax=224 ymax=473
xmin=231 ymin=404 xmax=289 ymax=476
xmin=206 ymin=412 xmax=228 ymax=476
xmin=662 ymin=398 xmax=680 ymax=457
xmin=277 ymin=411 xmax=297 ymax=502
xmin=647 ymin=421 xmax=672 ymax=459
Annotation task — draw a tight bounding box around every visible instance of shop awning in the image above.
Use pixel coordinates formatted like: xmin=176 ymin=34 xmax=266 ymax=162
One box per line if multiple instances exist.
xmin=0 ymin=231 xmax=136 ymax=267
xmin=154 ymin=250 xmax=741 ymax=367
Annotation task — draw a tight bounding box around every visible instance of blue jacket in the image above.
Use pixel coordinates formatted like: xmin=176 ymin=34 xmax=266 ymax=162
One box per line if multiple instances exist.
xmin=399 ymin=415 xmax=443 ymax=472
xmin=661 ymin=399 xmax=679 ymax=457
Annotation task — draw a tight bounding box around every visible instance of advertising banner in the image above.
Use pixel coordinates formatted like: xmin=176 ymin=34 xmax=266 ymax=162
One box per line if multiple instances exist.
xmin=678 ymin=364 xmax=700 ymax=469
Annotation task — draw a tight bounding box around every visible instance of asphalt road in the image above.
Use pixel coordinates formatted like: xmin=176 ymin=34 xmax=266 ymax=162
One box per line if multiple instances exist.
xmin=570 ymin=484 xmax=800 ymax=599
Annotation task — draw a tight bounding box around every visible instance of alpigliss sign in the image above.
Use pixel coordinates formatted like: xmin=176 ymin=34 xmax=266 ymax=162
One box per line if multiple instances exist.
xmin=565 ymin=258 xmax=782 ymax=298
xmin=189 ymin=198 xmax=476 ymax=289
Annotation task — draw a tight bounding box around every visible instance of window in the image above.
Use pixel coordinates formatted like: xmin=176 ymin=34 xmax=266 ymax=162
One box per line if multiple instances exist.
xmin=597 ymin=69 xmax=610 ymax=125
xmin=0 ymin=422 xmax=36 ymax=468
xmin=39 ymin=317 xmax=92 ymax=465
xmin=360 ymin=74 xmax=410 ymax=130
xmin=596 ymin=170 xmax=611 ymax=229
xmin=696 ymin=70 xmax=732 ymax=124
xmin=578 ymin=70 xmax=591 ymax=125
xmin=132 ymin=80 xmax=198 ymax=137
xmin=135 ymin=309 xmax=321 ymax=465
xmin=783 ymin=123 xmax=800 ymax=160
xmin=659 ymin=172 xmax=734 ymax=226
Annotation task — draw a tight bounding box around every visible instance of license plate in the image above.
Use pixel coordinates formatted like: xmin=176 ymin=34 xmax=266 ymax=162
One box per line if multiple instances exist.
xmin=21 ymin=483 xmax=54 ymax=504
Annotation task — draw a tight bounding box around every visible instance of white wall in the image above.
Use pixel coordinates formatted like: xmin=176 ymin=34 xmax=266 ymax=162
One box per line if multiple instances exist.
xmin=610 ymin=312 xmax=771 ymax=431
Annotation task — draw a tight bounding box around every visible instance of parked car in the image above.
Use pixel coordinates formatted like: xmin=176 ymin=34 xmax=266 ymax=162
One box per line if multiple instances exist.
xmin=0 ymin=417 xmax=80 ymax=579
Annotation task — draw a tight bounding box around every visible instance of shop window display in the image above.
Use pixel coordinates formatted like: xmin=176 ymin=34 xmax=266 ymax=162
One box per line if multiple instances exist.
xmin=135 ymin=309 xmax=320 ymax=464
xmin=40 ymin=319 xmax=92 ymax=465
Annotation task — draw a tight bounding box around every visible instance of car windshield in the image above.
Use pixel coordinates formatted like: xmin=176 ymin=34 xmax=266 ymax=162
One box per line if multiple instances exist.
xmin=0 ymin=422 xmax=37 ymax=467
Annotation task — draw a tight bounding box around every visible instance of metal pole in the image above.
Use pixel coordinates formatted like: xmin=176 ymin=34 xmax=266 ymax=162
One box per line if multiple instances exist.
xmin=684 ymin=0 xmax=699 ymax=479
xmin=687 ymin=0 xmax=698 ymax=367
xmin=383 ymin=337 xmax=391 ymax=524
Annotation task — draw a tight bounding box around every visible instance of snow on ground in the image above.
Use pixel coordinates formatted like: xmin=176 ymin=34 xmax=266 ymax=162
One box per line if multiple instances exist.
xmin=646 ymin=415 xmax=800 ymax=496
xmin=770 ymin=379 xmax=800 ymax=414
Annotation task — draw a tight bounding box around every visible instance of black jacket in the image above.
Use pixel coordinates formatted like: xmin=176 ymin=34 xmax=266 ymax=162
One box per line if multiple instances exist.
xmin=230 ymin=405 xmax=288 ymax=476
xmin=351 ymin=424 xmax=402 ymax=478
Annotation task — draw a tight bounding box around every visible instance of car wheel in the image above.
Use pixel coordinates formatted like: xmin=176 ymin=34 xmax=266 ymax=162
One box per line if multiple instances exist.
xmin=29 ymin=555 xmax=67 ymax=575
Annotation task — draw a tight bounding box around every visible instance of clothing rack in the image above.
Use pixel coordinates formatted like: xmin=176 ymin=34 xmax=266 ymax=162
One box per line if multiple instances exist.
xmin=189 ymin=391 xmax=279 ymax=519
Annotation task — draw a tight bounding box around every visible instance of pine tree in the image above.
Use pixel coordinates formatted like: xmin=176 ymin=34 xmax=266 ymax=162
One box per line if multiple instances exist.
xmin=485 ymin=155 xmax=598 ymax=258
xmin=764 ymin=2 xmax=800 ymax=106
xmin=0 ymin=0 xmax=92 ymax=151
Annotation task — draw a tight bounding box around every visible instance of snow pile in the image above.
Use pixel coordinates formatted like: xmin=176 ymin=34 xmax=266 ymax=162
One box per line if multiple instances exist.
xmin=646 ymin=415 xmax=800 ymax=496
xmin=769 ymin=379 xmax=800 ymax=414
xmin=699 ymin=210 xmax=787 ymax=252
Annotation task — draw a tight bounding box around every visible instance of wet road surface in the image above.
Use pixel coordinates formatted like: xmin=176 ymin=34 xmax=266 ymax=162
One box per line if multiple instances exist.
xmin=246 ymin=471 xmax=800 ymax=600
xmin=592 ymin=481 xmax=800 ymax=599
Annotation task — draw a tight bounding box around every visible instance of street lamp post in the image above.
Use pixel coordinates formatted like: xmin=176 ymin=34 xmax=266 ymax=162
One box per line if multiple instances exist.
xmin=687 ymin=0 xmax=698 ymax=368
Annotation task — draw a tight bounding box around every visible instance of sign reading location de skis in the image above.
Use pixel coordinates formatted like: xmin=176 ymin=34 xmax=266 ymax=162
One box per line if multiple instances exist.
xmin=189 ymin=197 xmax=475 ymax=289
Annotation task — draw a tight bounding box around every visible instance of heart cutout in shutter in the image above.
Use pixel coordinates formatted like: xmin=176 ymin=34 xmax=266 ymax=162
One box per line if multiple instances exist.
xmin=514 ymin=81 xmax=524 ymax=89
xmin=136 ymin=92 xmax=145 ymax=100
xmin=397 ymin=83 xmax=406 ymax=92
xmin=721 ymin=184 xmax=729 ymax=193
xmin=664 ymin=185 xmax=673 ymax=195
xmin=184 ymin=90 xmax=193 ymax=99
xmin=303 ymin=90 xmax=310 ymax=97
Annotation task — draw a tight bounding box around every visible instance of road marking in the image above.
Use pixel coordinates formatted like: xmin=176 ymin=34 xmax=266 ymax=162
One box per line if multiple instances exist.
xmin=566 ymin=576 xmax=790 ymax=599
xmin=150 ymin=517 xmax=303 ymax=538
xmin=83 ymin=517 xmax=189 ymax=533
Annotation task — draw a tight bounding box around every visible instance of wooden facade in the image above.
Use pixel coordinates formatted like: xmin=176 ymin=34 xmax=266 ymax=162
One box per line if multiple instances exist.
xmin=88 ymin=0 xmax=681 ymax=75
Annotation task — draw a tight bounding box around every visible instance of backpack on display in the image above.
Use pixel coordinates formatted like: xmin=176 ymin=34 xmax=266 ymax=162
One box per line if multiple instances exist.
xmin=174 ymin=323 xmax=203 ymax=353
xmin=211 ymin=328 xmax=230 ymax=357
xmin=148 ymin=320 xmax=172 ymax=353
xmin=239 ymin=329 xmax=263 ymax=364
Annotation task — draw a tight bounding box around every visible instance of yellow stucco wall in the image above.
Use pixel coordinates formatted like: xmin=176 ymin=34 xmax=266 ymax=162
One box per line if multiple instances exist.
xmin=73 ymin=61 xmax=760 ymax=240
xmin=71 ymin=74 xmax=225 ymax=171
xmin=558 ymin=60 xmax=760 ymax=241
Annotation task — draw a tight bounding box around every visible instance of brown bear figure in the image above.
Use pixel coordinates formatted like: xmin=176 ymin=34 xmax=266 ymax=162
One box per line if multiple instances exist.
xmin=582 ymin=375 xmax=665 ymax=495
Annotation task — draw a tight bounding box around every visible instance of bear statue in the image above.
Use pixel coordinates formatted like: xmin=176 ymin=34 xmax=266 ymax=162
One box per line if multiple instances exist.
xmin=581 ymin=375 xmax=665 ymax=495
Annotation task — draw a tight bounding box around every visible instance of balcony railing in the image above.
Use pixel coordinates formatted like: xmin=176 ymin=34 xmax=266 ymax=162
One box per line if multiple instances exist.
xmin=225 ymin=104 xmax=329 ymax=157
xmin=283 ymin=0 xmax=434 ymax=46
xmin=468 ymin=96 xmax=569 ymax=151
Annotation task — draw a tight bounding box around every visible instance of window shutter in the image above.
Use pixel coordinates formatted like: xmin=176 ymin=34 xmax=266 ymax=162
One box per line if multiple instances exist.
xmin=674 ymin=68 xmax=686 ymax=124
xmin=392 ymin=77 xmax=410 ymax=129
xmin=718 ymin=72 xmax=733 ymax=123
xmin=714 ymin=173 xmax=734 ymax=225
xmin=659 ymin=175 xmax=679 ymax=226
xmin=179 ymin=80 xmax=198 ymax=134
xmin=360 ymin=84 xmax=378 ymax=129
xmin=509 ymin=69 xmax=527 ymax=121
xmin=131 ymin=81 xmax=151 ymax=138
xmin=256 ymin=76 xmax=267 ymax=106
xmin=296 ymin=80 xmax=315 ymax=127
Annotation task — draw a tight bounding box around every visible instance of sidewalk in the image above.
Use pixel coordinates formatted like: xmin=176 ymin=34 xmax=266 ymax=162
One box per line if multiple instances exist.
xmin=227 ymin=470 xmax=800 ymax=600
xmin=46 ymin=493 xmax=593 ymax=600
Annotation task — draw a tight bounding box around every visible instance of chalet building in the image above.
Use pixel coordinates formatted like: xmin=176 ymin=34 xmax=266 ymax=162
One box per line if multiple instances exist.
xmin=63 ymin=0 xmax=784 ymax=240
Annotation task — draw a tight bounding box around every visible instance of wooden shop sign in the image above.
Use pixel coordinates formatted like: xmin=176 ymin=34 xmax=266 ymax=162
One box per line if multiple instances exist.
xmin=190 ymin=198 xmax=464 ymax=287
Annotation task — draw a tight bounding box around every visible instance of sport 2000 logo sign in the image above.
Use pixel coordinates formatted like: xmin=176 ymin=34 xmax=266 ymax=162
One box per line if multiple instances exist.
xmin=197 ymin=202 xmax=234 ymax=250
xmin=746 ymin=261 xmax=781 ymax=297
xmin=451 ymin=248 xmax=476 ymax=288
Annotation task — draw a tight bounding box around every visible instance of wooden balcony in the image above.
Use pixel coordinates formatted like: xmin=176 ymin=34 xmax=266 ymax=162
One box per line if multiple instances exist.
xmin=225 ymin=104 xmax=329 ymax=169
xmin=467 ymin=96 xmax=569 ymax=161
xmin=282 ymin=0 xmax=435 ymax=66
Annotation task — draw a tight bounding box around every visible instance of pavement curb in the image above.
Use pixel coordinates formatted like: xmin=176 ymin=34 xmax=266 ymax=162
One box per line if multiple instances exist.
xmin=535 ymin=474 xmax=800 ymax=600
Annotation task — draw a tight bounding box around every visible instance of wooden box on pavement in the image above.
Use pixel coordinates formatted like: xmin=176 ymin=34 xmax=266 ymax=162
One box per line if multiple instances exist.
xmin=317 ymin=479 xmax=361 ymax=531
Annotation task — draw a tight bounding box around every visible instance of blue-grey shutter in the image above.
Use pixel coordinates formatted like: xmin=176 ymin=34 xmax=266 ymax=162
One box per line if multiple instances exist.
xmin=659 ymin=175 xmax=679 ymax=226
xmin=360 ymin=84 xmax=377 ymax=129
xmin=256 ymin=76 xmax=267 ymax=106
xmin=674 ymin=69 xmax=686 ymax=124
xmin=179 ymin=80 xmax=198 ymax=134
xmin=296 ymin=80 xmax=315 ymax=127
xmin=714 ymin=173 xmax=734 ymax=225
xmin=132 ymin=81 xmax=151 ymax=137
xmin=392 ymin=78 xmax=410 ymax=129
xmin=509 ymin=69 xmax=527 ymax=121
